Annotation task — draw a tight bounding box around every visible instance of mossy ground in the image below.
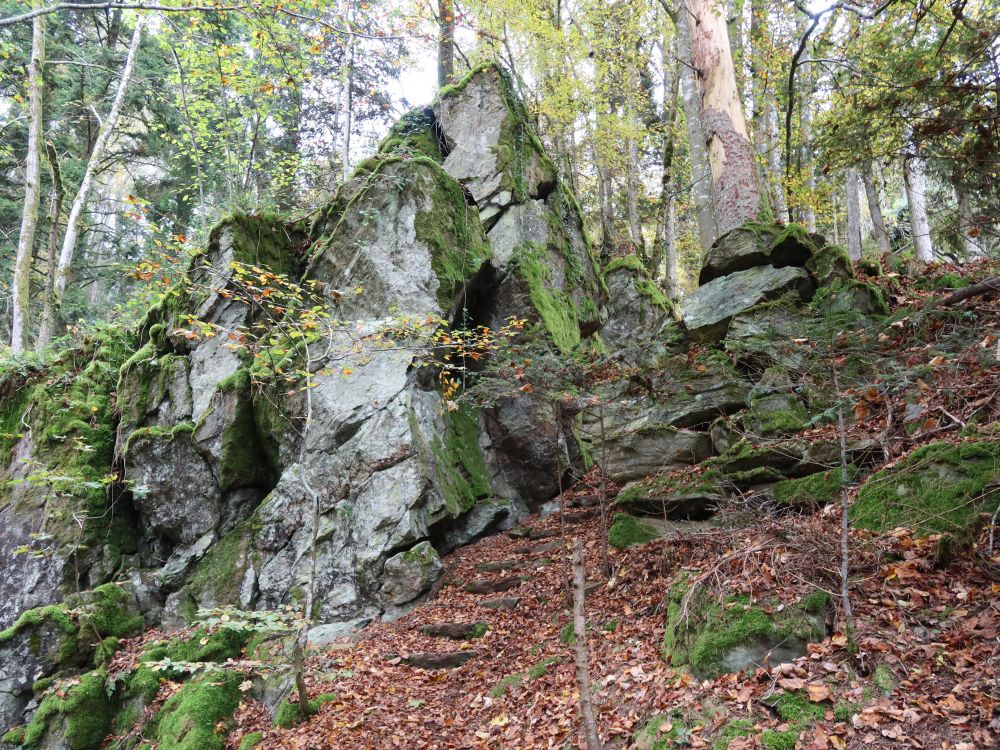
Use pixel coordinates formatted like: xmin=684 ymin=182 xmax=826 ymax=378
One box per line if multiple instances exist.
xmin=608 ymin=513 xmax=659 ymax=549
xmin=274 ymin=693 xmax=337 ymax=728
xmin=663 ymin=578 xmax=827 ymax=679
xmin=851 ymin=440 xmax=1000 ymax=535
xmin=772 ymin=468 xmax=848 ymax=507
xmin=149 ymin=671 xmax=241 ymax=750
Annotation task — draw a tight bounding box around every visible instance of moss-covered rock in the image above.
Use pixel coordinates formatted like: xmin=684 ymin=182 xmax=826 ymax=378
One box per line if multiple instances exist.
xmin=615 ymin=471 xmax=723 ymax=518
xmin=21 ymin=669 xmax=113 ymax=750
xmin=663 ymin=577 xmax=828 ymax=679
xmin=273 ymin=693 xmax=336 ymax=729
xmin=149 ymin=671 xmax=241 ymax=750
xmin=608 ymin=513 xmax=659 ymax=549
xmin=377 ymin=107 xmax=444 ymax=162
xmin=851 ymin=440 xmax=1000 ymax=535
xmin=772 ymin=468 xmax=849 ymax=508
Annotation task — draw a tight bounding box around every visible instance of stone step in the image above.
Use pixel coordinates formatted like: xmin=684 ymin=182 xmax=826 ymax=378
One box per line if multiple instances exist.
xmin=390 ymin=651 xmax=478 ymax=669
xmin=465 ymin=576 xmax=520 ymax=594
xmin=477 ymin=557 xmax=551 ymax=573
xmin=417 ymin=622 xmax=488 ymax=640
xmin=480 ymin=596 xmax=520 ymax=611
xmin=512 ymin=539 xmax=564 ymax=556
xmin=508 ymin=526 xmax=558 ymax=540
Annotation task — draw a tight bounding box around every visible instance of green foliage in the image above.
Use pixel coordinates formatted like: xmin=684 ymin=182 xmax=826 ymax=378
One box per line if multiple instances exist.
xmin=851 ymin=441 xmax=1000 ymax=534
xmin=526 ymin=656 xmax=560 ymax=679
xmin=608 ymin=513 xmax=658 ymax=549
xmin=378 ymin=107 xmax=443 ymax=162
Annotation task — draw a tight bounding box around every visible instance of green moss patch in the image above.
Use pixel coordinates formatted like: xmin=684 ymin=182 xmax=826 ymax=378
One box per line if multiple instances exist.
xmin=427 ymin=404 xmax=492 ymax=515
xmin=608 ymin=513 xmax=659 ymax=549
xmin=150 ymin=671 xmax=241 ymax=750
xmin=511 ymin=243 xmax=581 ymax=354
xmin=663 ymin=578 xmax=827 ymax=679
xmin=22 ymin=669 xmax=113 ymax=750
xmin=851 ymin=440 xmax=1000 ymax=535
xmin=274 ymin=693 xmax=336 ymax=729
xmin=378 ymin=107 xmax=443 ymax=162
xmin=772 ymin=469 xmax=848 ymax=508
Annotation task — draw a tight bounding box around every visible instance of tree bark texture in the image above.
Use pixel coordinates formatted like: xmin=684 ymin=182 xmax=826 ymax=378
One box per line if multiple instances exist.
xmin=861 ymin=163 xmax=891 ymax=255
xmin=686 ymin=0 xmax=764 ymax=234
xmin=11 ymin=8 xmax=45 ymax=353
xmin=571 ymin=537 xmax=603 ymax=750
xmin=677 ymin=5 xmax=719 ymax=252
xmin=54 ymin=16 xmax=144 ymax=313
xmin=903 ymin=151 xmax=934 ymax=263
xmin=845 ymin=167 xmax=862 ymax=261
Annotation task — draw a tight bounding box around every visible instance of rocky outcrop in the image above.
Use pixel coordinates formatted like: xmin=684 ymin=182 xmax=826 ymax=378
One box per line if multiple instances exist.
xmin=600 ymin=256 xmax=684 ymax=364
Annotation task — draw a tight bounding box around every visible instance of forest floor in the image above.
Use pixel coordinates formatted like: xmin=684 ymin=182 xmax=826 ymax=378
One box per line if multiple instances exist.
xmin=111 ymin=264 xmax=1000 ymax=750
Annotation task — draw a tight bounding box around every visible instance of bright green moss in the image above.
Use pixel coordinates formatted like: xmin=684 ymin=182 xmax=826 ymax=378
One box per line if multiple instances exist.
xmin=799 ymin=589 xmax=830 ymax=613
xmin=274 ymin=693 xmax=336 ymax=729
xmin=933 ymin=272 xmax=968 ymax=290
xmin=559 ymin=623 xmax=575 ymax=644
xmin=208 ymin=212 xmax=300 ymax=277
xmin=663 ymin=578 xmax=826 ymax=679
xmin=806 ymin=243 xmax=853 ymax=284
xmin=851 ymin=441 xmax=1000 ymax=535
xmin=122 ymin=421 xmax=196 ymax=456
xmin=772 ymin=469 xmax=847 ymax=507
xmin=608 ymin=513 xmax=659 ymax=549
xmin=1 ymin=727 xmax=25 ymax=745
xmin=634 ymin=713 xmax=689 ymax=749
xmin=153 ymin=671 xmax=241 ymax=750
xmin=181 ymin=521 xmax=254 ymax=614
xmin=604 ymin=255 xmax=647 ymax=275
xmin=0 ymin=605 xmax=75 ymax=648
xmin=428 ymin=405 xmax=492 ymax=515
xmin=511 ymin=243 xmax=581 ymax=354
xmin=217 ymin=368 xmax=252 ymax=393
xmin=378 ymin=107 xmax=443 ymax=162
xmin=412 ymin=161 xmax=492 ymax=310
xmin=238 ymin=731 xmax=264 ymax=750
xmin=761 ymin=728 xmax=799 ymax=750
xmin=774 ymin=691 xmax=825 ymax=722
xmin=22 ymin=669 xmax=113 ymax=750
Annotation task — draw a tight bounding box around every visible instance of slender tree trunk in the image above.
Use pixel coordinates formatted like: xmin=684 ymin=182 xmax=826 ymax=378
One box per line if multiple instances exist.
xmin=677 ymin=8 xmax=718 ymax=252
xmin=437 ymin=0 xmax=455 ymax=87
xmin=37 ymin=143 xmax=63 ymax=351
xmin=845 ymin=167 xmax=862 ymax=261
xmin=903 ymin=151 xmax=934 ymax=263
xmin=11 ymin=9 xmax=45 ymax=353
xmin=340 ymin=11 xmax=355 ymax=183
xmin=763 ymin=102 xmax=786 ymax=217
xmin=955 ymin=182 xmax=984 ymax=260
xmin=797 ymin=18 xmax=816 ymax=231
xmin=653 ymin=51 xmax=680 ymax=288
xmin=53 ymin=16 xmax=143 ymax=316
xmin=861 ymin=163 xmax=891 ymax=256
xmin=571 ymin=537 xmax=603 ymax=750
xmin=626 ymin=134 xmax=643 ymax=254
xmin=686 ymin=0 xmax=765 ymax=234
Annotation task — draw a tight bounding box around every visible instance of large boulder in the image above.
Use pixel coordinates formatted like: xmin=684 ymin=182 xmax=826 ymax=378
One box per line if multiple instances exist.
xmin=699 ymin=224 xmax=828 ymax=285
xmin=600 ymin=256 xmax=684 ymax=363
xmin=681 ymin=265 xmax=815 ymax=343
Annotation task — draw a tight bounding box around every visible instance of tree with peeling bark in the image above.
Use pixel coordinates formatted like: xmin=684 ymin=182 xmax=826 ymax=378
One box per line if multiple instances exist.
xmin=685 ymin=0 xmax=766 ymax=235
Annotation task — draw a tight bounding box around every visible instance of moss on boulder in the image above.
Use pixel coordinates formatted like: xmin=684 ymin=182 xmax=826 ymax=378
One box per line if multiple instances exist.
xmin=608 ymin=513 xmax=659 ymax=549
xmin=663 ymin=578 xmax=827 ymax=679
xmin=851 ymin=440 xmax=1000 ymax=535
xmin=21 ymin=669 xmax=113 ymax=750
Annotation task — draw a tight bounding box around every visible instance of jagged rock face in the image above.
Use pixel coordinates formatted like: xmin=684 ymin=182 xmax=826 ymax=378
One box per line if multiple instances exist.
xmin=600 ymin=259 xmax=684 ymax=364
xmin=682 ymin=265 xmax=815 ymax=343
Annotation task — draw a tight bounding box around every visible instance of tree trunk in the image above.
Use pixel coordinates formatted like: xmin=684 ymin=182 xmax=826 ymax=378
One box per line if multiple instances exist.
xmin=626 ymin=134 xmax=643 ymax=254
xmin=11 ymin=8 xmax=45 ymax=353
xmin=677 ymin=7 xmax=718 ymax=252
xmin=903 ymin=151 xmax=934 ymax=263
xmin=763 ymin=102 xmax=786 ymax=218
xmin=653 ymin=49 xmax=680 ymax=288
xmin=845 ymin=167 xmax=862 ymax=261
xmin=687 ymin=0 xmax=765 ymax=234
xmin=437 ymin=0 xmax=455 ymax=87
xmin=53 ymin=16 xmax=144 ymax=316
xmin=571 ymin=537 xmax=603 ymax=750
xmin=861 ymin=163 xmax=891 ymax=256
xmin=37 ymin=143 xmax=63 ymax=351
xmin=340 ymin=8 xmax=355 ymax=183
xmin=797 ymin=18 xmax=816 ymax=231
xmin=955 ymin=182 xmax=984 ymax=260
